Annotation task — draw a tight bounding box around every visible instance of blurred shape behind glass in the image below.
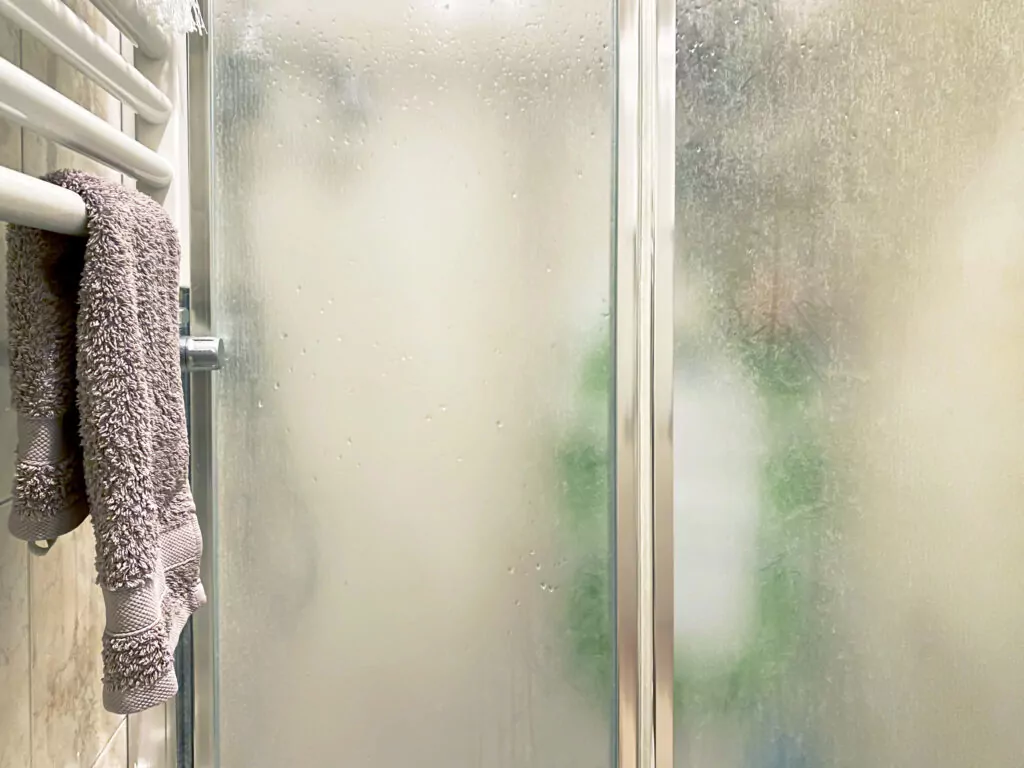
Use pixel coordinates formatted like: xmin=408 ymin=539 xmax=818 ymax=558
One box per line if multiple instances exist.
xmin=673 ymin=1 xmax=1024 ymax=766
xmin=210 ymin=0 xmax=615 ymax=766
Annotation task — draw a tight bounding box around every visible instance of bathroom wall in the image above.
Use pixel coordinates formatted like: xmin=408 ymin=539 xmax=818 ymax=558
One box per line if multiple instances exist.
xmin=0 ymin=4 xmax=134 ymax=766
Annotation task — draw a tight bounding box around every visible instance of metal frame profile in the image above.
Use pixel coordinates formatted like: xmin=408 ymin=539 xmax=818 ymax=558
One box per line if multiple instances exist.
xmin=184 ymin=0 xmax=676 ymax=763
xmin=185 ymin=1 xmax=216 ymax=764
xmin=616 ymin=0 xmax=674 ymax=765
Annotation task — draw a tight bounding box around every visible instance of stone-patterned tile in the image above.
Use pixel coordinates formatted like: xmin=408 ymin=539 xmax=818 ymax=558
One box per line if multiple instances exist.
xmin=90 ymin=717 xmax=127 ymax=768
xmin=29 ymin=522 xmax=122 ymax=767
xmin=0 ymin=503 xmax=30 ymax=768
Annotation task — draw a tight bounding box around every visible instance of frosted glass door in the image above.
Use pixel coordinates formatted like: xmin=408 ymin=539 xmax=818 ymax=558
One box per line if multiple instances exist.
xmin=672 ymin=2 xmax=1024 ymax=765
xmin=207 ymin=1 xmax=616 ymax=765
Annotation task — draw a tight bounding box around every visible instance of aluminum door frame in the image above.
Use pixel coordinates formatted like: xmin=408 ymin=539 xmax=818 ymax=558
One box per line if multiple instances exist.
xmin=185 ymin=0 xmax=675 ymax=764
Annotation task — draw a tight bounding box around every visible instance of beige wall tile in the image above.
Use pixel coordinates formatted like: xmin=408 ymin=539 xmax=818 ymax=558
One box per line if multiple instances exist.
xmin=0 ymin=502 xmax=30 ymax=768
xmin=29 ymin=523 xmax=122 ymax=768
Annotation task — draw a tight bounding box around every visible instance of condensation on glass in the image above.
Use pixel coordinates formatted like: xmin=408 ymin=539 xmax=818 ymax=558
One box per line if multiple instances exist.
xmin=673 ymin=1 xmax=1024 ymax=766
xmin=209 ymin=1 xmax=614 ymax=765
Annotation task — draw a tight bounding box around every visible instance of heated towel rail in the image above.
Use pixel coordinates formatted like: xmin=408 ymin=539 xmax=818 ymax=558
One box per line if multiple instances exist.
xmin=0 ymin=2 xmax=202 ymax=766
xmin=0 ymin=0 xmax=177 ymax=231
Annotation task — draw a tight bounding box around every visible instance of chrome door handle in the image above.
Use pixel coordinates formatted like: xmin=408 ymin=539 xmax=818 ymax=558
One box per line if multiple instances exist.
xmin=180 ymin=336 xmax=224 ymax=372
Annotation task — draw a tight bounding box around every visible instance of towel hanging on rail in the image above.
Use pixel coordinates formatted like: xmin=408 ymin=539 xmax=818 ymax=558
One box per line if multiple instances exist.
xmin=5 ymin=170 xmax=205 ymax=715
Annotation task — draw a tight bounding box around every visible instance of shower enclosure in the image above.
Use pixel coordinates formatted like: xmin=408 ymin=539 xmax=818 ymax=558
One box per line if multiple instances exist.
xmin=187 ymin=0 xmax=670 ymax=765
xmin=184 ymin=0 xmax=1024 ymax=766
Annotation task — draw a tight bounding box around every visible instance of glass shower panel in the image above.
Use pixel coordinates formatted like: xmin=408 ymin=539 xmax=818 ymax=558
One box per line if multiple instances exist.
xmin=673 ymin=1 xmax=1024 ymax=766
xmin=209 ymin=1 xmax=614 ymax=765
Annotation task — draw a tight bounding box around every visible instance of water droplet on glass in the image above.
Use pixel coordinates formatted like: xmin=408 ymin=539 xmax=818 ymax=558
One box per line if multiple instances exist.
xmin=514 ymin=600 xmax=521 ymax=608
xmin=496 ymin=420 xmax=504 ymax=429
xmin=507 ymin=566 xmax=515 ymax=575
xmin=257 ymin=400 xmax=264 ymax=409
xmin=273 ymin=382 xmax=280 ymax=390
xmin=535 ymin=563 xmax=542 ymax=571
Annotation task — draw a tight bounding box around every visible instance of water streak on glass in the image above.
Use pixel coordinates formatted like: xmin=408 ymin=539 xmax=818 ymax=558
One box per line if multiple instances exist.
xmin=673 ymin=1 xmax=1024 ymax=765
xmin=210 ymin=1 xmax=615 ymax=765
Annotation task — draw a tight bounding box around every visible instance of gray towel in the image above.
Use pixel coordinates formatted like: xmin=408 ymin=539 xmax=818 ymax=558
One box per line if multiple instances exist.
xmin=5 ymin=170 xmax=205 ymax=714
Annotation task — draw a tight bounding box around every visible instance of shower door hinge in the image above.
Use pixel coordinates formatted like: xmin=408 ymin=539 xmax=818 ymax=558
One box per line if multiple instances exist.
xmin=179 ymin=287 xmax=223 ymax=371
xmin=179 ymin=336 xmax=224 ymax=371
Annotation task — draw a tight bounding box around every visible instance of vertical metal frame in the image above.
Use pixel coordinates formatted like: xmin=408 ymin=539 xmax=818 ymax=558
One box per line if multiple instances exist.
xmin=614 ymin=0 xmax=641 ymax=760
xmin=185 ymin=2 xmax=217 ymax=765
xmin=616 ymin=0 xmax=673 ymax=764
xmin=185 ymin=0 xmax=674 ymax=763
xmin=651 ymin=0 xmax=675 ymax=762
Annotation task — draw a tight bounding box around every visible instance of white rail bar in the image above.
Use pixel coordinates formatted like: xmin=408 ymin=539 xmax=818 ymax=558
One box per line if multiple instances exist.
xmin=0 ymin=55 xmax=173 ymax=185
xmin=0 ymin=165 xmax=86 ymax=235
xmin=88 ymin=0 xmax=170 ymax=59
xmin=0 ymin=0 xmax=171 ymax=123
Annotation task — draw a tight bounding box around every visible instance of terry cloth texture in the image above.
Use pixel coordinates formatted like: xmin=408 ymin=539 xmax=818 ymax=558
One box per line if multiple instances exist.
xmin=5 ymin=170 xmax=205 ymax=714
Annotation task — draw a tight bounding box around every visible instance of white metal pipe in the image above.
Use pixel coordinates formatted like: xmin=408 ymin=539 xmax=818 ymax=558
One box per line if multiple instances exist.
xmin=0 ymin=0 xmax=171 ymax=123
xmin=0 ymin=55 xmax=173 ymax=186
xmin=0 ymin=165 xmax=87 ymax=235
xmin=88 ymin=0 xmax=171 ymax=59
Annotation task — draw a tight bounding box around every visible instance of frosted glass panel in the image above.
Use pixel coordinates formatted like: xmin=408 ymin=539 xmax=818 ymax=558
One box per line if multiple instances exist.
xmin=673 ymin=1 xmax=1024 ymax=765
xmin=210 ymin=1 xmax=614 ymax=765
